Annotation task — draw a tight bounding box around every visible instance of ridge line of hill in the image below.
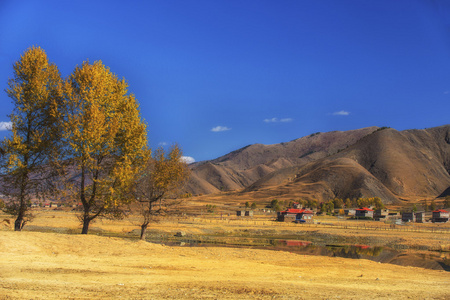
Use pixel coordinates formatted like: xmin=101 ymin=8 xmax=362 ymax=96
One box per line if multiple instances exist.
xmin=186 ymin=125 xmax=450 ymax=205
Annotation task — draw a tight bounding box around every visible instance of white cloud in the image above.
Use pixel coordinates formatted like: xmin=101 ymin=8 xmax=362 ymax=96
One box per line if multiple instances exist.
xmin=280 ymin=118 xmax=293 ymax=122
xmin=158 ymin=142 xmax=168 ymax=146
xmin=264 ymin=117 xmax=278 ymax=123
xmin=264 ymin=117 xmax=293 ymax=123
xmin=332 ymin=110 xmax=350 ymax=116
xmin=0 ymin=121 xmax=12 ymax=131
xmin=211 ymin=126 xmax=231 ymax=132
xmin=180 ymin=156 xmax=195 ymax=164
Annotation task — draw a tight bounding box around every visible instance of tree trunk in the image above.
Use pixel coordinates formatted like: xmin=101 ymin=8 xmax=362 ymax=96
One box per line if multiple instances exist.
xmin=15 ymin=169 xmax=28 ymax=231
xmin=140 ymin=222 xmax=149 ymax=240
xmin=14 ymin=198 xmax=27 ymax=231
xmin=81 ymin=215 xmax=91 ymax=234
xmin=14 ymin=214 xmax=24 ymax=231
xmin=80 ymin=165 xmax=89 ymax=235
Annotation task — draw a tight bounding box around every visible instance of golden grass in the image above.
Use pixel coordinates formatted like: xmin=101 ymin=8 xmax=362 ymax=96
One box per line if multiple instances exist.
xmin=1 ymin=230 xmax=449 ymax=299
xmin=1 ymin=210 xmax=450 ymax=299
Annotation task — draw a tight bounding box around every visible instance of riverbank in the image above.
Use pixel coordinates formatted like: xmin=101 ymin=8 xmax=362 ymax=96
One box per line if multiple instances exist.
xmin=5 ymin=210 xmax=449 ymax=251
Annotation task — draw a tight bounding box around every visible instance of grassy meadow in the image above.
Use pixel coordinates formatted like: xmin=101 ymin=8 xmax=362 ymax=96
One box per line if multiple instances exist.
xmin=1 ymin=208 xmax=450 ymax=299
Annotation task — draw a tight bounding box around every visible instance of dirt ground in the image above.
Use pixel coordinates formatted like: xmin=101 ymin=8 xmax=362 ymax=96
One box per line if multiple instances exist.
xmin=1 ymin=211 xmax=450 ymax=299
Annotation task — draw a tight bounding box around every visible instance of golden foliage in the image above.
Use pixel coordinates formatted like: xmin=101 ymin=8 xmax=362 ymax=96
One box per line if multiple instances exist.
xmin=143 ymin=144 xmax=190 ymax=200
xmin=151 ymin=145 xmax=189 ymax=193
xmin=135 ymin=144 xmax=190 ymax=238
xmin=63 ymin=60 xmax=148 ymax=232
xmin=1 ymin=46 xmax=64 ymax=230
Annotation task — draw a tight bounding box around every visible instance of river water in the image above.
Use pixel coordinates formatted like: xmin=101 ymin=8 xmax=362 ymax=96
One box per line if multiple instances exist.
xmin=147 ymin=236 xmax=450 ymax=272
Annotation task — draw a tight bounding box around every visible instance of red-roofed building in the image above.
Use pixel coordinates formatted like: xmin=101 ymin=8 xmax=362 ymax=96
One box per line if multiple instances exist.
xmin=355 ymin=207 xmax=374 ymax=219
xmin=432 ymin=209 xmax=449 ymax=223
xmin=277 ymin=208 xmax=314 ymax=222
xmin=283 ymin=208 xmax=304 ymax=214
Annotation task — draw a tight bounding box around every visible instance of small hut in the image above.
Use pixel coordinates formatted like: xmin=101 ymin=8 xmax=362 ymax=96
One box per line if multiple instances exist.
xmin=237 ymin=210 xmax=253 ymax=217
xmin=236 ymin=210 xmax=245 ymax=217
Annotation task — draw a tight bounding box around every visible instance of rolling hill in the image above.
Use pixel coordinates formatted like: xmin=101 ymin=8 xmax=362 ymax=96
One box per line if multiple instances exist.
xmin=186 ymin=125 xmax=450 ymax=204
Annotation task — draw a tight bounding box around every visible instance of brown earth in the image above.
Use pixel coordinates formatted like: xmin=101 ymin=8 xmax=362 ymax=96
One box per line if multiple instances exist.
xmin=1 ymin=211 xmax=450 ymax=299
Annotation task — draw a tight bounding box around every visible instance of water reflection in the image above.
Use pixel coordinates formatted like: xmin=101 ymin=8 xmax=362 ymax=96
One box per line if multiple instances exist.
xmin=326 ymin=244 xmax=384 ymax=258
xmin=266 ymin=241 xmax=385 ymax=260
xmin=147 ymin=236 xmax=449 ymax=271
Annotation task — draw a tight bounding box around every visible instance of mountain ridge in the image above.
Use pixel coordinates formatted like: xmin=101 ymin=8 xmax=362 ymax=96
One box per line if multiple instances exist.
xmin=186 ymin=125 xmax=450 ymax=204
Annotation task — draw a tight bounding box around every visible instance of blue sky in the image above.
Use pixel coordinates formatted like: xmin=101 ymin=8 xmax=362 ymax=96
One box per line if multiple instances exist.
xmin=1 ymin=0 xmax=449 ymax=163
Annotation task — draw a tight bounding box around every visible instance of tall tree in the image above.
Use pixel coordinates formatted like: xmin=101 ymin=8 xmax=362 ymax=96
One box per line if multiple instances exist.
xmin=134 ymin=145 xmax=190 ymax=240
xmin=430 ymin=200 xmax=437 ymax=211
xmin=0 ymin=46 xmax=64 ymax=230
xmin=444 ymin=196 xmax=450 ymax=209
xmin=63 ymin=60 xmax=148 ymax=234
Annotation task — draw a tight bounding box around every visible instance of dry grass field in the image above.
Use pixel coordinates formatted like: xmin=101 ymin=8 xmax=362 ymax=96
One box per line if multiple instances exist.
xmin=1 ymin=210 xmax=450 ymax=299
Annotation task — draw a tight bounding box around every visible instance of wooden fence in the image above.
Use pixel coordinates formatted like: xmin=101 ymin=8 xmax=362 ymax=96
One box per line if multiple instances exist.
xmin=170 ymin=216 xmax=450 ymax=234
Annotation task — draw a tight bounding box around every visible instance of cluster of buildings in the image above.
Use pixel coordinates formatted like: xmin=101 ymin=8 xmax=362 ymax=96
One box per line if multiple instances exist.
xmin=30 ymin=201 xmax=59 ymax=208
xmin=272 ymin=205 xmax=450 ymax=224
xmin=353 ymin=207 xmax=450 ymax=223
xmin=29 ymin=201 xmax=83 ymax=209
xmin=401 ymin=209 xmax=449 ymax=223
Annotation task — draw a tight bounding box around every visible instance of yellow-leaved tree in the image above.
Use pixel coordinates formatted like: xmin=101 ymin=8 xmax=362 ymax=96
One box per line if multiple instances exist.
xmin=134 ymin=144 xmax=190 ymax=240
xmin=0 ymin=46 xmax=64 ymax=231
xmin=63 ymin=60 xmax=148 ymax=234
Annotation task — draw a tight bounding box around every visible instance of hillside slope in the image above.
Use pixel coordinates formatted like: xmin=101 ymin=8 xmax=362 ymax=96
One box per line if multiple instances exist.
xmin=186 ymin=125 xmax=450 ymax=203
xmin=335 ymin=126 xmax=450 ymax=198
xmin=186 ymin=127 xmax=378 ymax=194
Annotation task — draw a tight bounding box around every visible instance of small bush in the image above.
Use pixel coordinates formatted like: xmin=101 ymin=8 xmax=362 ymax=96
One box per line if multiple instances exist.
xmin=206 ymin=204 xmax=216 ymax=213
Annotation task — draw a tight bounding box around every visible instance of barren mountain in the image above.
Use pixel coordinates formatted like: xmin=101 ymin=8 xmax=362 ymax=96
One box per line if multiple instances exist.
xmin=333 ymin=126 xmax=450 ymax=199
xmin=187 ymin=127 xmax=378 ymax=194
xmin=186 ymin=125 xmax=450 ymax=204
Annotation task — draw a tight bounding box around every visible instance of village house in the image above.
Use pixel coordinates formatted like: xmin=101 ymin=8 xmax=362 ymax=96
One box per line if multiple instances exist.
xmin=296 ymin=209 xmax=314 ymax=222
xmin=344 ymin=209 xmax=356 ymax=216
xmin=401 ymin=212 xmax=415 ymax=222
xmin=355 ymin=207 xmax=374 ymax=219
xmin=432 ymin=209 xmax=449 ymax=223
xmin=386 ymin=212 xmax=400 ymax=222
xmin=236 ymin=210 xmax=253 ymax=217
xmin=415 ymin=212 xmax=424 ymax=223
xmin=374 ymin=209 xmax=389 ymax=221
xmin=277 ymin=208 xmax=314 ymax=222
xmin=277 ymin=208 xmax=298 ymax=222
